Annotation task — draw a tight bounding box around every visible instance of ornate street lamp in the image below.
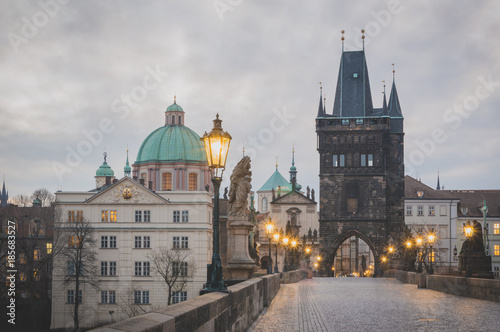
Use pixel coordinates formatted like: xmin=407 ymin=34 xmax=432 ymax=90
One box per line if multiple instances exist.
xmin=416 ymin=237 xmax=423 ymax=273
xmin=265 ymin=221 xmax=274 ymax=274
xmin=200 ymin=114 xmax=231 ymax=294
xmin=428 ymin=233 xmax=435 ymax=274
xmin=464 ymin=220 xmax=474 ymax=277
xmin=305 ymin=247 xmax=311 ymax=270
xmin=290 ymin=239 xmax=298 ymax=270
xmin=273 ymin=233 xmax=280 ymax=273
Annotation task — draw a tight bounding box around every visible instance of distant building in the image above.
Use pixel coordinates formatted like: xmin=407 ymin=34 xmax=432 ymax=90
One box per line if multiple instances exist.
xmin=50 ymin=99 xmax=213 ymax=329
xmin=0 ymin=177 xmax=8 ymax=207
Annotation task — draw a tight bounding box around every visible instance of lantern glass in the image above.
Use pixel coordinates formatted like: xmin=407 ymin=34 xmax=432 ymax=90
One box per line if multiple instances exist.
xmin=201 ymin=114 xmax=232 ymax=172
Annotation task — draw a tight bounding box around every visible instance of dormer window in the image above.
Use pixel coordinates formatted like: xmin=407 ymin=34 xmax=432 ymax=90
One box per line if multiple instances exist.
xmin=417 ymin=190 xmax=424 ymax=198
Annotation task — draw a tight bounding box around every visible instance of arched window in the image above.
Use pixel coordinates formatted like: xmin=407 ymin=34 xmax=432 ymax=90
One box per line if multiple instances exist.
xmin=178 ymin=115 xmax=182 ymax=125
xmin=262 ymin=197 xmax=268 ymax=212
xmin=162 ymin=172 xmax=172 ymax=190
xmin=172 ymin=115 xmax=175 ymax=124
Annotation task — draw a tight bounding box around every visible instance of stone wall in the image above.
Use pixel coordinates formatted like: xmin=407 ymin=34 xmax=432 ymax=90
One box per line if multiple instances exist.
xmin=280 ymin=269 xmax=307 ymax=284
xmin=89 ymin=274 xmax=280 ymax=332
xmin=396 ymin=271 xmax=500 ymax=302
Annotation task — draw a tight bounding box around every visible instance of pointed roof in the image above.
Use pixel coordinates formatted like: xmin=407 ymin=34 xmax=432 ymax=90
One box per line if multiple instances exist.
xmin=317 ymin=86 xmax=325 ymax=117
xmin=333 ymin=50 xmax=373 ymax=117
xmin=1 ymin=176 xmax=8 ymax=207
xmin=124 ymin=150 xmax=132 ymax=176
xmin=257 ymin=166 xmax=292 ymax=193
xmin=388 ymin=80 xmax=402 ymax=118
xmin=436 ymin=172 xmax=441 ymax=190
xmin=382 ymin=82 xmax=388 ymax=113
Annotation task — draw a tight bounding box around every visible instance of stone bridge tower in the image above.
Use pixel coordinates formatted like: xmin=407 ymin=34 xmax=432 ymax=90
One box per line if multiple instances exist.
xmin=316 ymin=37 xmax=404 ymax=276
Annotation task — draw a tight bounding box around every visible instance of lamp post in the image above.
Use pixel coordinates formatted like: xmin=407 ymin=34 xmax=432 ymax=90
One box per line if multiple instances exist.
xmin=428 ymin=233 xmax=435 ymax=274
xmin=200 ymin=114 xmax=231 ymax=294
xmin=283 ymin=237 xmax=289 ymax=271
xmin=265 ymin=221 xmax=274 ymax=274
xmin=273 ymin=233 xmax=280 ymax=273
xmin=464 ymin=220 xmax=474 ymax=277
xmin=305 ymin=247 xmax=311 ymax=270
xmin=416 ymin=237 xmax=423 ymax=273
xmin=290 ymin=239 xmax=297 ymax=270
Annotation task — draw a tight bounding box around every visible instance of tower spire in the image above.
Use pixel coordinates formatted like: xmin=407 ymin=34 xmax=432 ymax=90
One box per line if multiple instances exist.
xmin=124 ymin=149 xmax=131 ymax=177
xmin=382 ymin=80 xmax=388 ymax=112
xmin=436 ymin=170 xmax=441 ymax=190
xmin=1 ymin=175 xmax=9 ymax=207
xmin=317 ymin=82 xmax=325 ymax=117
xmin=290 ymin=146 xmax=297 ymax=191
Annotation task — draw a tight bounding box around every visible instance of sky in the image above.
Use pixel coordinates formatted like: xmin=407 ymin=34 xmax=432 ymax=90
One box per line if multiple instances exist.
xmin=1 ymin=1 xmax=500 ymax=203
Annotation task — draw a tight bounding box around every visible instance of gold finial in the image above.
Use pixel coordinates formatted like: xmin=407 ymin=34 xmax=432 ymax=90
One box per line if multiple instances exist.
xmin=392 ymin=63 xmax=395 ymax=77
xmin=174 ymin=92 xmax=177 ymax=104
xmin=242 ymin=145 xmax=245 ymax=157
xmin=318 ymin=81 xmax=322 ymax=90
xmin=275 ymin=156 xmax=278 ymax=170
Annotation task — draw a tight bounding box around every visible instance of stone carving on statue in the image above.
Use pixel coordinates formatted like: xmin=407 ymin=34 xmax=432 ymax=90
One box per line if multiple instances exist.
xmin=205 ymin=184 xmax=210 ymax=192
xmin=223 ymin=187 xmax=228 ymax=199
xmin=313 ymin=229 xmax=318 ymax=239
xmin=311 ymin=188 xmax=315 ymax=201
xmin=307 ymin=186 xmax=310 ymax=199
xmin=228 ymin=156 xmax=252 ymax=216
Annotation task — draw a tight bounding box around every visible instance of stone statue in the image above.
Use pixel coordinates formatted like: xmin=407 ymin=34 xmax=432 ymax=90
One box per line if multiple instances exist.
xmin=228 ymin=156 xmax=252 ymax=216
xmin=205 ymin=184 xmax=210 ymax=192
xmin=311 ymin=188 xmax=315 ymax=201
xmin=307 ymin=186 xmax=310 ymax=199
xmin=223 ymin=187 xmax=228 ymax=199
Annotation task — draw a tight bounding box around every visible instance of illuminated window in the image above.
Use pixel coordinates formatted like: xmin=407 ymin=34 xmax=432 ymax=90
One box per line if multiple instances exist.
xmin=19 ymin=253 xmax=26 ymax=264
xmin=494 ymin=223 xmax=499 ymax=235
xmin=162 ymin=172 xmax=172 ymax=191
xmin=188 ymin=173 xmax=197 ymax=191
xmin=494 ymin=244 xmax=499 ymax=256
xmin=101 ymin=210 xmax=108 ymax=222
xmin=68 ymin=236 xmax=81 ymax=248
xmin=429 ymin=206 xmax=435 ymax=216
xmin=34 ymin=249 xmax=40 ymax=261
xmin=429 ymin=251 xmax=435 ymax=262
xmin=68 ymin=211 xmax=75 ymax=222
xmin=76 ymin=211 xmax=83 ymax=222
xmin=33 ymin=269 xmax=40 ymax=281
xmin=20 ymin=272 xmax=26 ymax=281
xmin=46 ymin=243 xmax=52 ymax=254
xmin=110 ymin=210 xmax=117 ymax=222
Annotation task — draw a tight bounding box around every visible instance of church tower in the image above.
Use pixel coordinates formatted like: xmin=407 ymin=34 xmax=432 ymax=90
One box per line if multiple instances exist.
xmin=0 ymin=176 xmax=8 ymax=207
xmin=316 ymin=32 xmax=405 ymax=275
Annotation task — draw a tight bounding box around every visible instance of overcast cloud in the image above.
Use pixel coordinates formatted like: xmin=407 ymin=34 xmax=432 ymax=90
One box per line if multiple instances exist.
xmin=1 ymin=0 xmax=499 ymax=199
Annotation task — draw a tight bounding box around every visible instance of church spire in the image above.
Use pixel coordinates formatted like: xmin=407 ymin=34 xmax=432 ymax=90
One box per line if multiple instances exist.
xmin=436 ymin=171 xmax=441 ymax=190
xmin=1 ymin=175 xmax=8 ymax=207
xmin=317 ymin=83 xmax=325 ymax=117
xmin=290 ymin=146 xmax=298 ymax=191
xmin=124 ymin=149 xmax=132 ymax=177
xmin=388 ymin=64 xmax=402 ymax=117
xmin=382 ymin=81 xmax=388 ymax=113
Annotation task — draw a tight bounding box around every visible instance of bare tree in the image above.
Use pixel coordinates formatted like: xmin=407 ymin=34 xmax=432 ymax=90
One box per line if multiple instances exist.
xmin=147 ymin=248 xmax=195 ymax=305
xmin=11 ymin=193 xmax=32 ymax=207
xmin=31 ymin=188 xmax=55 ymax=207
xmin=56 ymin=218 xmax=98 ymax=331
xmin=119 ymin=284 xmax=153 ymax=318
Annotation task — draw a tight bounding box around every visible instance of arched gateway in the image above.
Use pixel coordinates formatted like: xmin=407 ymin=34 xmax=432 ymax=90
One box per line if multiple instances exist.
xmin=316 ymin=37 xmax=405 ymax=276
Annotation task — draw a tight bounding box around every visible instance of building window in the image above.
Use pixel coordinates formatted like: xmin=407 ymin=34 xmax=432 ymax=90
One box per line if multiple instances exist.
xmin=461 ymin=207 xmax=469 ymax=215
xmin=110 ymin=236 xmax=117 ymax=248
xmin=173 ymin=236 xmax=180 ymax=249
xmin=33 ymin=269 xmax=40 ymax=281
xmin=494 ymin=266 xmax=499 ymax=278
xmin=102 ymin=210 xmax=108 ymax=222
xmin=173 ymin=211 xmax=180 ymax=223
xmin=339 ymin=154 xmax=345 ymax=167
xmin=68 ymin=210 xmax=83 ymax=222
xmin=19 ymin=253 xmax=26 ymax=264
xmin=68 ymin=236 xmax=81 ymax=248
xmin=101 ymin=262 xmax=108 ymax=276
xmin=20 ymin=272 xmax=26 ymax=281
xmin=101 ymin=262 xmax=117 ymax=276
xmin=367 ymin=154 xmax=373 ymax=167
xmin=101 ymin=236 xmax=108 ymax=248
xmin=494 ymin=244 xmax=500 ymax=256
xmin=46 ymin=243 xmax=52 ymax=254
xmin=135 ymin=236 xmax=142 ymax=249
xmin=144 ymin=211 xmax=150 ymax=222
xmin=189 ymin=173 xmax=197 ymax=191
xmin=135 ymin=211 xmax=142 ymax=222
xmin=429 ymin=206 xmax=435 ymax=216
xmin=172 ymin=262 xmax=188 ymax=277
xmin=134 ymin=262 xmax=150 ymax=276
xmin=162 ymin=172 xmax=172 ymax=190
xmin=361 ymin=154 xmax=366 ymax=167
xmin=101 ymin=290 xmax=116 ymax=304
xmin=181 ymin=236 xmax=189 ymax=249
xmin=333 ymin=155 xmax=339 ymax=167
xmin=67 ymin=290 xmax=82 ymax=304
xmin=172 ymin=291 xmax=187 ymax=304
xmin=429 ymin=251 xmax=435 ymax=262
xmin=406 ymin=206 xmax=412 ymax=216
xmin=182 ymin=211 xmax=189 ymax=223
xmin=262 ymin=197 xmax=268 ymax=212
xmin=110 ymin=210 xmax=117 ymax=222
xmin=67 ymin=261 xmax=75 ymax=275
xmin=417 ymin=206 xmax=424 ymax=216
xmin=494 ymin=223 xmax=500 ymax=235
xmin=144 ymin=236 xmax=150 ymax=248
xmin=34 ymin=249 xmax=40 ymax=261
xmin=134 ymin=236 xmax=150 ymax=249
xmin=134 ymin=290 xmax=150 ymax=304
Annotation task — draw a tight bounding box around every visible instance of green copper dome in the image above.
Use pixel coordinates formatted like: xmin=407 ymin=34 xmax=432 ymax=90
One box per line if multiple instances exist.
xmin=258 ymin=168 xmax=292 ymax=192
xmin=135 ymin=125 xmax=207 ymax=165
xmin=96 ymin=161 xmax=114 ymax=176
xmin=166 ymin=102 xmax=184 ymax=113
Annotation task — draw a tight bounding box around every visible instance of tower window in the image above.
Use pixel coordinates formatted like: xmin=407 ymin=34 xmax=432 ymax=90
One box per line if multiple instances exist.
xmin=188 ymin=173 xmax=197 ymax=191
xmin=339 ymin=154 xmax=345 ymax=167
xmin=162 ymin=172 xmax=172 ymax=191
xmin=262 ymin=197 xmax=268 ymax=212
xmin=178 ymin=115 xmax=182 ymax=124
xmin=367 ymin=154 xmax=373 ymax=166
xmin=333 ymin=155 xmax=338 ymax=167
xmin=172 ymin=115 xmax=175 ymax=124
xmin=361 ymin=154 xmax=366 ymax=167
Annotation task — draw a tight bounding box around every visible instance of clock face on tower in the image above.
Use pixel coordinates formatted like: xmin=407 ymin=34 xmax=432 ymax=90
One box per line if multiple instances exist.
xmin=122 ymin=188 xmax=132 ymax=200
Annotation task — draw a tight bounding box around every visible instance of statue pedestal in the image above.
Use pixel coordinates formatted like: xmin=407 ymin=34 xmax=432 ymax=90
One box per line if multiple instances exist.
xmin=459 ymin=254 xmax=494 ymax=279
xmin=227 ymin=216 xmax=257 ymax=280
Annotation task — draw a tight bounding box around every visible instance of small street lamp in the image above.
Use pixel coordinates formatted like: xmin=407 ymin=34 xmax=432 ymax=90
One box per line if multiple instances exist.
xmin=265 ymin=221 xmax=274 ymax=274
xmin=283 ymin=237 xmax=289 ymax=271
xmin=428 ymin=233 xmax=435 ymax=274
xmin=464 ymin=220 xmax=474 ymax=277
xmin=290 ymin=239 xmax=298 ymax=270
xmin=273 ymin=233 xmax=280 ymax=273
xmin=416 ymin=237 xmax=423 ymax=273
xmin=305 ymin=247 xmax=311 ymax=270
xmin=200 ymin=114 xmax=231 ymax=294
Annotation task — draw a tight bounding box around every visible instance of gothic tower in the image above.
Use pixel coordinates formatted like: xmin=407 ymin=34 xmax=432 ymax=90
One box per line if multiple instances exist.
xmin=316 ymin=33 xmax=405 ymax=275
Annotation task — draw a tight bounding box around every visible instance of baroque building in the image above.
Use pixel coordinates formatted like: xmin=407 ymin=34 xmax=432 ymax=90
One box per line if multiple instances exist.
xmin=316 ymin=38 xmax=405 ymax=275
xmin=50 ymin=99 xmax=213 ymax=329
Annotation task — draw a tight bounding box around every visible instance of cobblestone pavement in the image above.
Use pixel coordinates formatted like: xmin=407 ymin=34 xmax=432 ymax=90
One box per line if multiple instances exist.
xmin=248 ymin=277 xmax=500 ymax=332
